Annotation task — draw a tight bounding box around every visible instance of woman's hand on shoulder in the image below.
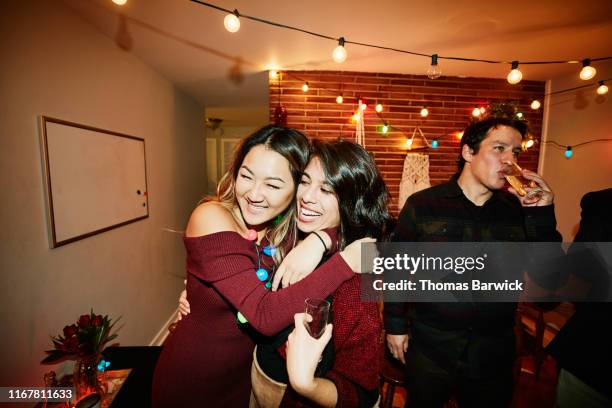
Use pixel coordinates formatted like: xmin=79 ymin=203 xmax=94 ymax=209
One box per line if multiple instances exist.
xmin=340 ymin=237 xmax=377 ymax=273
xmin=271 ymin=232 xmax=329 ymax=291
xmin=185 ymin=202 xmax=238 ymax=237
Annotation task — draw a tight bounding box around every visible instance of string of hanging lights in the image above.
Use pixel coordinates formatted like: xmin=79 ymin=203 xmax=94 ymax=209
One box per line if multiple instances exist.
xmin=189 ymin=0 xmax=612 ymax=84
xmin=108 ymin=1 xmax=610 ymax=160
xmin=276 ymin=69 xmax=608 ymax=111
xmin=271 ymin=69 xmax=610 ymax=157
xmin=275 ymin=66 xmax=609 ymax=113
xmin=545 ymin=139 xmax=612 ymax=159
xmin=527 ymin=77 xmax=610 ymax=112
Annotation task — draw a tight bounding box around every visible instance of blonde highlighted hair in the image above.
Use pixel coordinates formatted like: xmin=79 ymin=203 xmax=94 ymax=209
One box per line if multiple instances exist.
xmin=203 ymin=125 xmax=310 ymax=263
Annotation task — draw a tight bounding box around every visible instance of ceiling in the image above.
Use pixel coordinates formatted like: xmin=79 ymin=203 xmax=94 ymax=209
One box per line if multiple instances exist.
xmin=64 ymin=0 xmax=612 ymax=108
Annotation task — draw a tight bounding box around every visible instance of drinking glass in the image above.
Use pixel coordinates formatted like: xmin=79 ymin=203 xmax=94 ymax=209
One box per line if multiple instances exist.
xmin=304 ymin=298 xmax=330 ymax=339
xmin=502 ymin=161 xmax=543 ymax=200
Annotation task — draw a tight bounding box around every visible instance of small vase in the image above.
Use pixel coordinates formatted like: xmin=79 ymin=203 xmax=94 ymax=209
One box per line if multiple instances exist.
xmin=73 ymin=354 xmax=101 ymax=399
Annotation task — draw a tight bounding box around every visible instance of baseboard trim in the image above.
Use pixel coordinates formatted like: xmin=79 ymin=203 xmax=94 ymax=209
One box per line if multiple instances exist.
xmin=149 ymin=308 xmax=179 ymax=346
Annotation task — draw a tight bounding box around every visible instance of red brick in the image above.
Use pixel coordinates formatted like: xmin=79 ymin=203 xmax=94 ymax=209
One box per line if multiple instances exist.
xmin=271 ymin=71 xmax=545 ymax=215
xmin=391 ymin=79 xmax=427 ymax=86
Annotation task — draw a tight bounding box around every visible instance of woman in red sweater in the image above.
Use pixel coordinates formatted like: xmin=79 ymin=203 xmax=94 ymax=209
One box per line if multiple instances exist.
xmin=152 ymin=127 xmax=368 ymax=407
xmin=256 ymin=140 xmax=392 ymax=408
xmin=180 ymin=140 xmax=392 ymax=407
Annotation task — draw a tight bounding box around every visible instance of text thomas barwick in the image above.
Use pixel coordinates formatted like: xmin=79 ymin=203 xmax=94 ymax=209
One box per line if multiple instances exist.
xmin=373 ymin=279 xmax=524 ymax=291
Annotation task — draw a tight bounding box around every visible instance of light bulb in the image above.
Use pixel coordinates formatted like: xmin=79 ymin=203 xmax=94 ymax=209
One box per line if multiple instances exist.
xmin=479 ymin=107 xmax=486 ymax=114
xmin=565 ymin=146 xmax=573 ymax=158
xmin=302 ymin=82 xmax=309 ymax=92
xmin=359 ymin=103 xmax=367 ymax=111
xmin=352 ymin=113 xmax=360 ymax=122
xmin=381 ymin=124 xmax=389 ymax=134
xmin=507 ymin=61 xmax=522 ymax=84
xmin=507 ymin=69 xmax=522 ymax=84
xmin=420 ymin=108 xmax=429 ymax=117
xmin=427 ymin=54 xmax=442 ymax=79
xmin=472 ymin=107 xmax=481 ymax=117
xmin=597 ymin=82 xmax=608 ymax=95
xmin=525 ymin=139 xmax=535 ymax=148
xmin=224 ymin=12 xmax=240 ymax=33
xmin=456 ymin=131 xmax=464 ymax=140
xmin=269 ymin=70 xmax=278 ymax=79
xmin=530 ymin=100 xmax=541 ymax=110
xmin=332 ymin=37 xmax=347 ymax=63
xmin=336 ymin=95 xmax=343 ymax=104
xmin=579 ymin=59 xmax=596 ymax=81
xmin=431 ymin=140 xmax=438 ymax=149
xmin=516 ymin=112 xmax=523 ymax=119
xmin=375 ymin=104 xmax=383 ymax=113
xmin=332 ymin=46 xmax=346 ymax=63
xmin=580 ymin=66 xmax=596 ymax=80
xmin=406 ymin=139 xmax=413 ymax=149
xmin=112 ymin=0 xmax=127 ymax=5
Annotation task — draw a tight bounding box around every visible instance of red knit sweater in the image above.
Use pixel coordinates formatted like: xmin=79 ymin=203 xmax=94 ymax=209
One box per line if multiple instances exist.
xmin=277 ymin=276 xmax=382 ymax=407
xmin=152 ymin=231 xmax=354 ymax=407
xmin=185 ymin=231 xmax=354 ymax=336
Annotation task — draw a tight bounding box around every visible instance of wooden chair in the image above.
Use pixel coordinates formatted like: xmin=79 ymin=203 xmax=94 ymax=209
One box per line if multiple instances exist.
xmin=379 ymin=345 xmax=407 ymax=408
xmin=515 ymin=302 xmax=573 ymax=380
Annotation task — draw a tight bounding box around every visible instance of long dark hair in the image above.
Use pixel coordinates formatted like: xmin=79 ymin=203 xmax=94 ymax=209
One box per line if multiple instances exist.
xmin=310 ymin=139 xmax=393 ymax=249
xmin=216 ymin=125 xmax=310 ymax=261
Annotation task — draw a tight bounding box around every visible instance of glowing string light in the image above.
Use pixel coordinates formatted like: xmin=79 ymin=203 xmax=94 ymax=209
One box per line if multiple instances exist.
xmin=507 ymin=61 xmax=523 ymax=84
xmin=224 ymin=10 xmax=240 ymax=33
xmin=332 ymin=37 xmax=347 ymax=63
xmin=579 ymin=59 xmax=596 ymax=80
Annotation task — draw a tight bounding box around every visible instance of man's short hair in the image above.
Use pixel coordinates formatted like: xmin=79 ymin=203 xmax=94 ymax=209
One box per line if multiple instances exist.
xmin=458 ymin=117 xmax=528 ymax=171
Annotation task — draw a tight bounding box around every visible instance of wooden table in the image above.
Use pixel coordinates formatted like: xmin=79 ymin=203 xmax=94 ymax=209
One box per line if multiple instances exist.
xmin=36 ymin=346 xmax=162 ymax=407
xmin=33 ymin=368 xmax=130 ymax=407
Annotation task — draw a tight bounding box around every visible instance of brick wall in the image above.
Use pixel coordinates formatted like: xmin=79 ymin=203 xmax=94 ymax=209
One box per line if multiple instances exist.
xmin=269 ymin=71 xmax=545 ymax=215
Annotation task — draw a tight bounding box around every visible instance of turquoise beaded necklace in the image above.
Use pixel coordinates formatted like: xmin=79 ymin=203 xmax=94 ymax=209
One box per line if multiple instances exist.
xmin=236 ymin=230 xmax=277 ymax=325
xmin=254 ymin=242 xmax=277 ymax=289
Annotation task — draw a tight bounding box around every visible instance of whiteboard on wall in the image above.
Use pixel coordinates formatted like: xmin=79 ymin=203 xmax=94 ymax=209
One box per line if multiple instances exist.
xmin=39 ymin=116 xmax=149 ymax=248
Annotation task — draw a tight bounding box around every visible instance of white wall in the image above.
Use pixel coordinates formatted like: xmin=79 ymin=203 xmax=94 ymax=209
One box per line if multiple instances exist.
xmin=0 ymin=0 xmax=205 ymax=386
xmin=540 ymin=64 xmax=612 ymax=241
xmin=204 ymin=106 xmax=269 ymax=194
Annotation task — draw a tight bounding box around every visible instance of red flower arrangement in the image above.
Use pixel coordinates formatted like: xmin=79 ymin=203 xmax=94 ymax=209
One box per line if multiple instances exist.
xmin=41 ymin=310 xmax=120 ymax=364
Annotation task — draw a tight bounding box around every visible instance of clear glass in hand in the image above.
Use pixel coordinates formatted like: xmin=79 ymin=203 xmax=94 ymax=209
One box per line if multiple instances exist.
xmin=304 ymin=298 xmax=330 ymax=339
xmin=501 ymin=161 xmax=543 ymax=200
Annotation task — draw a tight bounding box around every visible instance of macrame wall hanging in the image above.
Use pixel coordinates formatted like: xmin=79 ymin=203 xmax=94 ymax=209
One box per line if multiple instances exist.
xmin=398 ymin=153 xmax=431 ymax=210
xmin=398 ymin=125 xmax=432 ymax=210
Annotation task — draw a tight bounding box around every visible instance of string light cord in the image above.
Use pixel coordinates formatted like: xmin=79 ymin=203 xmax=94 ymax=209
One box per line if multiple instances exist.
xmin=190 ymin=0 xmax=335 ymax=41
xmin=546 ymin=139 xmax=612 ymax=149
xmin=274 ymin=74 xmax=609 ymax=108
xmin=374 ymin=111 xmax=432 ymax=149
xmin=190 ymin=0 xmax=612 ymax=66
xmin=272 ymin=70 xmax=610 ymax=155
xmin=545 ymin=78 xmax=611 ymax=96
